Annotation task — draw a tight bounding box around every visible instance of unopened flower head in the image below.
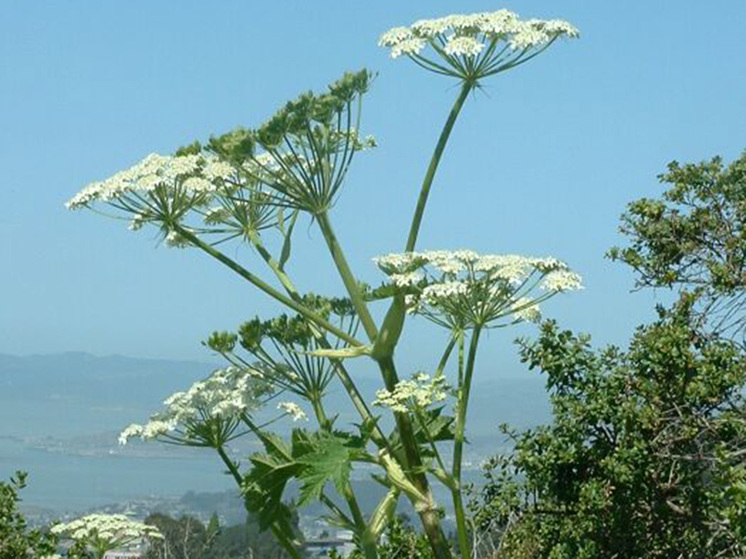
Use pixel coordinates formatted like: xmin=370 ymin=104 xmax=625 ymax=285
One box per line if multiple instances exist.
xmin=51 ymin=514 xmax=162 ymax=550
xmin=118 ymin=366 xmax=267 ymax=446
xmin=373 ymin=373 xmax=450 ymax=414
xmin=379 ymin=10 xmax=578 ymax=80
xmin=374 ymin=250 xmax=582 ymax=329
xmin=277 ymin=401 xmax=308 ymax=422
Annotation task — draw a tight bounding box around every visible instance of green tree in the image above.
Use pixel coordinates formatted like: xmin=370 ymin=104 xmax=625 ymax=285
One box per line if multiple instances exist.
xmin=0 ymin=471 xmax=58 ymax=559
xmin=144 ymin=513 xmax=219 ymax=559
xmin=471 ymin=152 xmax=746 ymax=558
xmin=609 ymin=151 xmax=746 ymax=341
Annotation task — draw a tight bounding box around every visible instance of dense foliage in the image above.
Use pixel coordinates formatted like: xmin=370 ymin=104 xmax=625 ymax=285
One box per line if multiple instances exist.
xmin=470 ymin=304 xmax=746 ymax=558
xmin=0 ymin=472 xmax=58 ymax=559
xmin=470 ymin=153 xmax=746 ymax=558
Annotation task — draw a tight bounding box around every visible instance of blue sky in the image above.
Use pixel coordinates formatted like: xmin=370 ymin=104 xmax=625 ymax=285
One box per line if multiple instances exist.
xmin=2 ymin=1 xmax=745 ymax=374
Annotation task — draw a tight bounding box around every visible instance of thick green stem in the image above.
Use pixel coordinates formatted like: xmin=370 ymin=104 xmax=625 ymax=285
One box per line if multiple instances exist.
xmin=175 ymin=225 xmax=363 ymax=347
xmin=216 ymin=445 xmax=302 ymax=559
xmin=452 ymin=326 xmax=483 ymax=559
xmin=313 ymin=216 xmax=442 ymax=555
xmin=405 ymin=81 xmax=473 ymax=252
xmin=315 ymin=211 xmax=378 ymax=341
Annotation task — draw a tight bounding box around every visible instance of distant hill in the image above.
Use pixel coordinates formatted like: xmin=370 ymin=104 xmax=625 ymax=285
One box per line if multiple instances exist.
xmin=0 ymin=351 xmax=553 ymax=514
xmin=0 ymin=350 xmax=551 ymax=444
xmin=0 ymin=352 xmax=215 ymax=438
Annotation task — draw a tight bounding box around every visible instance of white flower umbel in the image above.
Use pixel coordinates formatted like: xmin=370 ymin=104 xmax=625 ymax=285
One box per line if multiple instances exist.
xmin=66 ymin=152 xmax=239 ymax=243
xmin=374 ymin=250 xmax=582 ymax=329
xmin=277 ymin=401 xmax=309 ymax=422
xmin=67 ymin=153 xmax=232 ymax=210
xmin=51 ymin=514 xmax=162 ymax=558
xmin=118 ymin=366 xmax=268 ymax=447
xmin=373 ymin=373 xmax=450 ymax=414
xmin=379 ymin=10 xmax=578 ymax=81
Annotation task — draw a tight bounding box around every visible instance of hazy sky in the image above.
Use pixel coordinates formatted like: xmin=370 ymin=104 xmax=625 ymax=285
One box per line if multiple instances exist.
xmin=2 ymin=1 xmax=745 ymax=374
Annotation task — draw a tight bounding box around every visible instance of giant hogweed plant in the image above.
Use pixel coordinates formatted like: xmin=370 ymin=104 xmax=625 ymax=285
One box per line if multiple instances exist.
xmin=68 ymin=10 xmax=580 ymax=559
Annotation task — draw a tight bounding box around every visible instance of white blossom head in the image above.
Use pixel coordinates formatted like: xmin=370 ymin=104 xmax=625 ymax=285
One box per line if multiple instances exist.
xmin=118 ymin=365 xmax=269 ymax=447
xmin=277 ymin=401 xmax=309 ymax=422
xmin=373 ymin=373 xmax=450 ymax=414
xmin=66 ymin=151 xmax=242 ymax=244
xmin=51 ymin=514 xmax=162 ymax=555
xmin=379 ymin=10 xmax=578 ymax=81
xmin=66 ymin=153 xmax=232 ymax=211
xmin=374 ymin=250 xmax=582 ymax=329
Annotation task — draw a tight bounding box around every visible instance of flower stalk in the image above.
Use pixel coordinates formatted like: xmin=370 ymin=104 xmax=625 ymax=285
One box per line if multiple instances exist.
xmin=406 ymin=80 xmax=473 ymax=252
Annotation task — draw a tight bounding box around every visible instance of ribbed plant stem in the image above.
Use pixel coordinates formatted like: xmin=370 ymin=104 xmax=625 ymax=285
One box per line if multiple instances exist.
xmin=316 ymin=211 xmax=378 ymax=341
xmin=452 ymin=326 xmax=482 ymax=559
xmin=405 ymin=81 xmax=473 ymax=252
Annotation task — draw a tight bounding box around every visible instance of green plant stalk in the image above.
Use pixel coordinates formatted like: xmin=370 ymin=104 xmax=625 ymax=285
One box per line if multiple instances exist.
xmin=315 ymin=211 xmax=379 ymax=340
xmin=405 ymin=81 xmax=473 ymax=252
xmin=313 ymin=212 xmax=451 ymax=558
xmin=215 ymin=444 xmax=302 ymax=559
xmin=247 ymin=232 xmax=390 ymax=450
xmin=452 ymin=326 xmax=483 ymax=559
xmin=435 ymin=333 xmax=458 ymax=379
xmin=175 ymin=225 xmax=363 ymax=347
xmin=248 ymin=230 xmax=297 ymax=295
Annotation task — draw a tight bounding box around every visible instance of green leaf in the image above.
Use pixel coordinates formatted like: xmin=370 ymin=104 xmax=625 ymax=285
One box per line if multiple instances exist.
xmin=296 ymin=435 xmax=353 ymax=506
xmin=278 ymin=210 xmax=299 ymax=271
xmin=305 ymin=345 xmax=371 ymax=360
xmin=242 ymin=452 xmax=300 ymax=530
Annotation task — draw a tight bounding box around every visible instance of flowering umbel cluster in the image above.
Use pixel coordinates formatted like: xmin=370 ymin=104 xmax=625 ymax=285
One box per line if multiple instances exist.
xmin=51 ymin=514 xmax=162 ymax=553
xmin=374 ymin=250 xmax=582 ymax=329
xmin=373 ymin=373 xmax=450 ymax=413
xmin=119 ymin=366 xmax=268 ymax=447
xmin=277 ymin=401 xmax=309 ymax=422
xmin=379 ymin=10 xmax=578 ymax=81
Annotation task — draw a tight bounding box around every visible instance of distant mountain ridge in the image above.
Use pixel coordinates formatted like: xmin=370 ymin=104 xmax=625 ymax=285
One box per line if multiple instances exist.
xmin=0 ymin=350 xmax=552 ymax=443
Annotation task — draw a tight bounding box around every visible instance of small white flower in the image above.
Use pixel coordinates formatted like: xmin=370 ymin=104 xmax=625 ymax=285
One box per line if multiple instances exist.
xmin=391 ymin=37 xmax=426 ymax=59
xmin=541 ymin=270 xmax=584 ymax=292
xmin=375 ymin=249 xmax=581 ymax=328
xmin=118 ymin=366 xmax=266 ymax=445
xmin=511 ymin=297 xmax=542 ymax=323
xmin=373 ymin=374 xmax=450 ymax=413
xmin=51 ymin=514 xmax=162 ymax=551
xmin=444 ymin=36 xmax=485 ymax=57
xmin=118 ymin=423 xmax=144 ymax=446
xmin=378 ymin=10 xmax=578 ymax=77
xmin=379 ymin=26 xmax=413 ymax=46
xmin=277 ymin=401 xmax=308 ymax=421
